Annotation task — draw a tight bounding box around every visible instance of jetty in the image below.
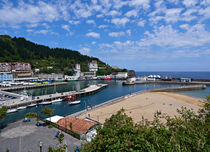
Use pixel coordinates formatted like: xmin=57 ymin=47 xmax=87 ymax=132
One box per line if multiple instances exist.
xmin=0 ymin=84 xmax=108 ymax=109
xmin=0 ymin=82 xmax=68 ymax=91
xmin=134 ymin=80 xmax=210 ymax=85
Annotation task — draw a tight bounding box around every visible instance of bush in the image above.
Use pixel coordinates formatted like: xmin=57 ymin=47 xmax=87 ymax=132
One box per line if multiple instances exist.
xmin=25 ymin=112 xmax=38 ymax=118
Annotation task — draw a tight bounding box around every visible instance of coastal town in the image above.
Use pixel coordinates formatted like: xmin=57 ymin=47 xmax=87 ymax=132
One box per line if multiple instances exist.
xmin=0 ymin=0 xmax=210 ymax=151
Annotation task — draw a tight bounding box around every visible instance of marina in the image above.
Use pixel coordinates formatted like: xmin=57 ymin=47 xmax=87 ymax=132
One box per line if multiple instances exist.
xmin=1 ymin=83 xmax=108 ymax=109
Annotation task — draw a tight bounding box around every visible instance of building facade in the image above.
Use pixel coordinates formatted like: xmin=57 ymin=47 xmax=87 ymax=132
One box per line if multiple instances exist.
xmin=0 ymin=73 xmax=13 ymax=82
xmin=88 ymin=60 xmax=98 ymax=72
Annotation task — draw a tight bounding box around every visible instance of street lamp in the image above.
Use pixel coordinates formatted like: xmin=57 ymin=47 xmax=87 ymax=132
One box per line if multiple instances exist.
xmin=39 ymin=141 xmax=43 ymax=152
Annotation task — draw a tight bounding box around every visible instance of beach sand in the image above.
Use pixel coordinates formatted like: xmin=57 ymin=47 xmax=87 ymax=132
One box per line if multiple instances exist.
xmin=78 ymin=92 xmax=205 ymax=124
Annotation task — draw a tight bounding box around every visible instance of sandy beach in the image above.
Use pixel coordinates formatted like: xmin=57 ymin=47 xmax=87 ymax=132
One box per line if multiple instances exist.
xmin=79 ymin=92 xmax=205 ymax=124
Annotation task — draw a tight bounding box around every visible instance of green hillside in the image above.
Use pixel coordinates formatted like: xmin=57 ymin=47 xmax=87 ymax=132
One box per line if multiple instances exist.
xmin=0 ymin=35 xmax=122 ymax=75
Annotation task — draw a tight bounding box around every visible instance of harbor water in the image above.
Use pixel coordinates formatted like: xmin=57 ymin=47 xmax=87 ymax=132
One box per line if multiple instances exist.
xmin=1 ymin=78 xmax=210 ymax=127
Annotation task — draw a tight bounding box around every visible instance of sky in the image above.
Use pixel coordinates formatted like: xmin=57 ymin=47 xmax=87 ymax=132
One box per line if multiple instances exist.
xmin=0 ymin=0 xmax=210 ymax=71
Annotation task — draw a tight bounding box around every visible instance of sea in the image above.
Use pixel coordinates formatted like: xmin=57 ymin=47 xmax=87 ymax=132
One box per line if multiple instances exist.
xmin=0 ymin=71 xmax=210 ymax=128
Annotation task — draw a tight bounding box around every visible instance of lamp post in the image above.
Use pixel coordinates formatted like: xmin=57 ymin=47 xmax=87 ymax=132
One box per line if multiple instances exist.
xmin=39 ymin=141 xmax=43 ymax=152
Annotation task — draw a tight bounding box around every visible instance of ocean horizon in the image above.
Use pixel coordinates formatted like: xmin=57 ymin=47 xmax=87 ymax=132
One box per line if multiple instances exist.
xmin=136 ymin=71 xmax=210 ymax=79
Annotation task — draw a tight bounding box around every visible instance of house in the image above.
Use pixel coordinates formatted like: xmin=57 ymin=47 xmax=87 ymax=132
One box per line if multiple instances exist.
xmin=88 ymin=60 xmax=98 ymax=73
xmin=56 ymin=116 xmax=98 ymax=140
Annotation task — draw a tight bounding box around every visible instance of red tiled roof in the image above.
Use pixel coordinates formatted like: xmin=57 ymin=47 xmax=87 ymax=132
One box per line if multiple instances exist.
xmin=56 ymin=116 xmax=97 ymax=134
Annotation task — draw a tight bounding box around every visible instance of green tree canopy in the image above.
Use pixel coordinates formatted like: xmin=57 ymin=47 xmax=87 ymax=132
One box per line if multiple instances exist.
xmin=41 ymin=108 xmax=54 ymax=117
xmin=0 ymin=106 xmax=7 ymax=121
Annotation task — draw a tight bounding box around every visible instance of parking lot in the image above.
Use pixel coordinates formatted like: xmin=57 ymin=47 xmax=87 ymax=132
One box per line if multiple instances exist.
xmin=0 ymin=118 xmax=82 ymax=152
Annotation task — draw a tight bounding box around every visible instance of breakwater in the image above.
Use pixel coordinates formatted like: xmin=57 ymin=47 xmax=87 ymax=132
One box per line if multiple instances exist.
xmin=135 ymin=81 xmax=210 ymax=85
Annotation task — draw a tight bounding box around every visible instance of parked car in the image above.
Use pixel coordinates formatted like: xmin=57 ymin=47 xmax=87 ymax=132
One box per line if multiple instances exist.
xmin=23 ymin=118 xmax=31 ymax=122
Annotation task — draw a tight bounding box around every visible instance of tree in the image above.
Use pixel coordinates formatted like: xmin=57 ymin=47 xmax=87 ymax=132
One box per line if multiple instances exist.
xmin=41 ymin=108 xmax=54 ymax=119
xmin=0 ymin=106 xmax=8 ymax=121
xmin=82 ymin=97 xmax=210 ymax=151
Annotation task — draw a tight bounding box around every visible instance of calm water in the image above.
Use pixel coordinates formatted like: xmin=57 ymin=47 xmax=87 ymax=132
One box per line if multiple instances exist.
xmin=1 ymin=75 xmax=210 ymax=127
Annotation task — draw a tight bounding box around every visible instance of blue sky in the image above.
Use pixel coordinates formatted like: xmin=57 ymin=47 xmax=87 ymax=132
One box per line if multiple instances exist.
xmin=0 ymin=0 xmax=210 ymax=71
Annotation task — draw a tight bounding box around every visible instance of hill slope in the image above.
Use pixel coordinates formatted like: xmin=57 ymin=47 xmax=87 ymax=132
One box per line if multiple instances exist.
xmin=0 ymin=35 xmax=120 ymax=75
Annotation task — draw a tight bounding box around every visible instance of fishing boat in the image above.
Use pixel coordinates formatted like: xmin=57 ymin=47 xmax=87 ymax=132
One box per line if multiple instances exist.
xmin=51 ymin=98 xmax=62 ymax=103
xmin=7 ymin=108 xmax=18 ymax=113
xmin=104 ymin=77 xmax=112 ymax=81
xmin=68 ymin=100 xmax=81 ymax=105
xmin=17 ymin=106 xmax=27 ymax=110
xmin=39 ymin=101 xmax=52 ymax=105
xmin=27 ymin=103 xmax=37 ymax=108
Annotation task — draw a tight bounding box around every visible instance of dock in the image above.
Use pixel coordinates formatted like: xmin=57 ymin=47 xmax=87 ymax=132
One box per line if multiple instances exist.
xmin=1 ymin=84 xmax=108 ymax=108
xmin=0 ymin=82 xmax=68 ymax=91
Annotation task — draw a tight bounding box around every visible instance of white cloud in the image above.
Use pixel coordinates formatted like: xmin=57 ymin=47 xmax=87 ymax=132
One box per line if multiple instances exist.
xmin=128 ymin=0 xmax=150 ymax=9
xmin=125 ymin=9 xmax=139 ymax=17
xmin=86 ymin=32 xmax=100 ymax=38
xmin=183 ymin=0 xmax=198 ymax=7
xmin=137 ymin=20 xmax=145 ymax=27
xmin=138 ymin=24 xmax=210 ymax=48
xmin=0 ymin=1 xmax=59 ymax=26
xmin=107 ymin=10 xmax=121 ymax=16
xmin=98 ymin=24 xmax=108 ymax=28
xmin=79 ymin=47 xmax=90 ymax=55
xmin=111 ymin=17 xmax=130 ymax=26
xmin=126 ymin=29 xmax=131 ymax=36
xmin=109 ymin=31 xmax=125 ymax=37
xmin=86 ymin=20 xmax=96 ymax=25
xmin=92 ymin=41 xmax=96 ymax=45
xmin=61 ymin=24 xmax=73 ymax=35
xmin=69 ymin=20 xmax=80 ymax=25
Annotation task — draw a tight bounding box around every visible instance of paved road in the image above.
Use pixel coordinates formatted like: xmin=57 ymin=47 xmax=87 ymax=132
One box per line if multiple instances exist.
xmin=0 ymin=119 xmax=81 ymax=152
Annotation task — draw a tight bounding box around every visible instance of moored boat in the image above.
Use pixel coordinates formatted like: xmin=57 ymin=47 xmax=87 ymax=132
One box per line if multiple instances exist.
xmin=64 ymin=95 xmax=76 ymax=101
xmin=27 ymin=103 xmax=37 ymax=108
xmin=104 ymin=77 xmax=112 ymax=81
xmin=68 ymin=100 xmax=81 ymax=105
xmin=39 ymin=101 xmax=52 ymax=105
xmin=7 ymin=108 xmax=18 ymax=113
xmin=51 ymin=98 xmax=62 ymax=103
xmin=17 ymin=106 xmax=27 ymax=110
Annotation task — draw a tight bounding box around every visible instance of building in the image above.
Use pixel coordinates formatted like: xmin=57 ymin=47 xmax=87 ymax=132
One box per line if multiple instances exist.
xmin=37 ymin=73 xmax=64 ymax=81
xmin=74 ymin=64 xmax=81 ymax=72
xmin=0 ymin=63 xmax=11 ymax=72
xmin=0 ymin=62 xmax=32 ymax=78
xmin=88 ymin=60 xmax=98 ymax=72
xmin=0 ymin=73 xmax=13 ymax=82
xmin=56 ymin=116 xmax=98 ymax=140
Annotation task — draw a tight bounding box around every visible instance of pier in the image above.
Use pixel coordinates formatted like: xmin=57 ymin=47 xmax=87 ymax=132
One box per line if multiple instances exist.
xmin=1 ymin=84 xmax=108 ymax=109
xmin=0 ymin=82 xmax=68 ymax=91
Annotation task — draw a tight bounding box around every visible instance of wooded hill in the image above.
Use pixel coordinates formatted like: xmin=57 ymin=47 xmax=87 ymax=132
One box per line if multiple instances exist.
xmin=0 ymin=35 xmax=124 ymax=75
